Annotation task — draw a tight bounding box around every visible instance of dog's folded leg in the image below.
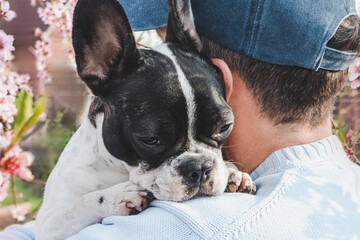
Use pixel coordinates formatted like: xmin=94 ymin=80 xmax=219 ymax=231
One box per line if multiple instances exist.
xmin=225 ymin=162 xmax=256 ymax=194
xmin=35 ymin=181 xmax=154 ymax=240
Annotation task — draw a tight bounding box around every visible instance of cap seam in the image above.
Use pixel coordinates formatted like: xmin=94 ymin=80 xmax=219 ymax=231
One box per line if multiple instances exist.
xmin=245 ymin=0 xmax=261 ymax=56
xmin=313 ymin=8 xmax=342 ymax=70
xmin=248 ymin=0 xmax=266 ymax=56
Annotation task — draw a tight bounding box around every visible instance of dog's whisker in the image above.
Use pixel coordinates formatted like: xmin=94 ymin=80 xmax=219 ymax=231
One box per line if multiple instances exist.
xmin=222 ymin=143 xmax=243 ymax=149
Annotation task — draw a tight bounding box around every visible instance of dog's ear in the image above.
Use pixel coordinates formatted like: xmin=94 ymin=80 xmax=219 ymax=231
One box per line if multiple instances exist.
xmin=166 ymin=0 xmax=202 ymax=53
xmin=72 ymin=0 xmax=139 ymax=96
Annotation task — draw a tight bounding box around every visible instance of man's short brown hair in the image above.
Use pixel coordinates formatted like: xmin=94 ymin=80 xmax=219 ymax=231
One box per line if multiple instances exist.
xmin=201 ymin=16 xmax=360 ymax=126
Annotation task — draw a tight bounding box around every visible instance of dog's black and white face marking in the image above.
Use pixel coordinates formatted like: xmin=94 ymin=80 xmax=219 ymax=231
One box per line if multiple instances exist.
xmin=73 ymin=0 xmax=233 ymax=201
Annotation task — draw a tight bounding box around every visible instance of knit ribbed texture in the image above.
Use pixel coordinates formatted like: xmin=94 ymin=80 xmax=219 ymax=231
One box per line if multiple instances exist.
xmin=1 ymin=135 xmax=359 ymax=240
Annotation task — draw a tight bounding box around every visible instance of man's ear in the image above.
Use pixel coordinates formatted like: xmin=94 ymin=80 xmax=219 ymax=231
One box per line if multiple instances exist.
xmin=211 ymin=59 xmax=233 ymax=102
xmin=72 ymin=0 xmax=140 ymax=96
xmin=165 ymin=0 xmax=202 ymax=53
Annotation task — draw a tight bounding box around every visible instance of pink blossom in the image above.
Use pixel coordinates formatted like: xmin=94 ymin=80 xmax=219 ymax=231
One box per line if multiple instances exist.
xmin=15 ymin=151 xmax=34 ymax=181
xmin=34 ymin=28 xmax=43 ymax=37
xmin=345 ymin=130 xmax=356 ymax=144
xmin=0 ymin=30 xmax=15 ymax=59
xmin=11 ymin=205 xmax=28 ymax=222
xmin=34 ymin=0 xmax=78 ymax=83
xmin=0 ymin=132 xmax=11 ymax=149
xmin=20 ymin=84 xmax=33 ymax=95
xmin=30 ymin=0 xmax=36 ymax=7
xmin=350 ymin=79 xmax=360 ymax=89
xmin=348 ymin=58 xmax=360 ymax=89
xmin=0 ymin=0 xmax=35 ymax=207
xmin=0 ymin=146 xmax=34 ymax=181
xmin=9 ymin=72 xmax=30 ymax=86
xmin=0 ymin=172 xmax=9 ymax=203
xmin=0 ymin=94 xmax=17 ymax=123
xmin=34 ymin=38 xmax=52 ymax=82
xmin=0 ymin=1 xmax=16 ymax=22
xmin=6 ymin=80 xmax=19 ymax=96
xmin=0 ymin=82 xmax=7 ymax=98
xmin=37 ymin=69 xmax=51 ymax=83
xmin=345 ymin=146 xmax=355 ymax=159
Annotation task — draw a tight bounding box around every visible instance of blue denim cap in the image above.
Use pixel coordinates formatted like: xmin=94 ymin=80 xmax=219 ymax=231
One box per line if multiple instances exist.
xmin=118 ymin=0 xmax=168 ymax=30
xmin=118 ymin=0 xmax=359 ymax=71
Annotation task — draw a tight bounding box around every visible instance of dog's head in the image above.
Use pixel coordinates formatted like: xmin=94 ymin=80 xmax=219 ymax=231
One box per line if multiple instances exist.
xmin=72 ymin=0 xmax=234 ymax=201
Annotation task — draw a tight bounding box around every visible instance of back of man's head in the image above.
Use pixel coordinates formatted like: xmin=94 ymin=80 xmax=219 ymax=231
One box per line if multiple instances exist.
xmin=195 ymin=0 xmax=360 ymax=126
xmin=192 ymin=0 xmax=360 ymax=126
xmin=201 ymin=15 xmax=360 ymax=126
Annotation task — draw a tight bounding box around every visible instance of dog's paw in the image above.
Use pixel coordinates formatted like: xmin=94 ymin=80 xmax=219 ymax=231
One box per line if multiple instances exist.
xmin=113 ymin=183 xmax=155 ymax=216
xmin=226 ymin=171 xmax=256 ymax=194
xmin=125 ymin=191 xmax=155 ymax=215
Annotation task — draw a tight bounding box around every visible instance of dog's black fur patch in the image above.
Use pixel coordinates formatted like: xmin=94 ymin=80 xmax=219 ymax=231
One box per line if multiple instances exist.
xmin=88 ymin=97 xmax=104 ymax=127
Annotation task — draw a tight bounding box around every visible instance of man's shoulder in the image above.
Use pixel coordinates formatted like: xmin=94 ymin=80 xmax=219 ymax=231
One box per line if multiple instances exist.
xmin=147 ymin=158 xmax=360 ymax=239
xmin=214 ymin=155 xmax=360 ymax=239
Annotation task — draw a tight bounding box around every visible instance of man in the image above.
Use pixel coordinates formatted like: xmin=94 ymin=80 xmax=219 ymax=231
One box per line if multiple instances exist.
xmin=66 ymin=0 xmax=360 ymax=239
xmin=1 ymin=0 xmax=359 ymax=239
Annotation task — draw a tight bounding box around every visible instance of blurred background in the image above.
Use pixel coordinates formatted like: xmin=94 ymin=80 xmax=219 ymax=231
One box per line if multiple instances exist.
xmin=0 ymin=0 xmax=359 ymax=229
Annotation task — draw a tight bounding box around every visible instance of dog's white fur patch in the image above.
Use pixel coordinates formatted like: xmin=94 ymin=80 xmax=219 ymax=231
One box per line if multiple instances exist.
xmin=155 ymin=44 xmax=197 ymax=145
xmin=35 ymin=115 xmax=133 ymax=240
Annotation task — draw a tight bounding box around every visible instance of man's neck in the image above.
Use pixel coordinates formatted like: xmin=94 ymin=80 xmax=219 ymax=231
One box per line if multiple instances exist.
xmin=223 ymin=80 xmax=333 ymax=173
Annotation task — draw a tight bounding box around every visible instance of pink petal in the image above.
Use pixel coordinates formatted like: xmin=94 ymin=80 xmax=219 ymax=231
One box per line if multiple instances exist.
xmin=345 ymin=130 xmax=356 ymax=143
xmin=1 ymin=1 xmax=10 ymax=12
xmin=350 ymin=79 xmax=360 ymax=89
xmin=18 ymin=152 xmax=34 ymax=166
xmin=34 ymin=28 xmax=43 ymax=37
xmin=0 ymin=190 xmax=8 ymax=202
xmin=4 ymin=10 xmax=16 ymax=22
xmin=348 ymin=58 xmax=360 ymax=73
xmin=348 ymin=73 xmax=359 ymax=82
xmin=11 ymin=206 xmax=27 ymax=222
xmin=15 ymin=167 xmax=34 ymax=181
xmin=0 ymin=174 xmax=9 ymax=202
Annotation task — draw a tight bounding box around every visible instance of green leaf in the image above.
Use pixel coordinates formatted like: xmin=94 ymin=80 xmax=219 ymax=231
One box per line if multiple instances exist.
xmin=11 ymin=96 xmax=48 ymax=145
xmin=339 ymin=125 xmax=350 ymax=143
xmin=13 ymin=91 xmax=33 ymax=133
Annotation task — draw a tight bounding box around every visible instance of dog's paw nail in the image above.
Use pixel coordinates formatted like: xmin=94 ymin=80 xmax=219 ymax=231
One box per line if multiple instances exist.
xmin=227 ymin=183 xmax=238 ymax=193
xmin=251 ymin=182 xmax=257 ymax=194
xmin=129 ymin=208 xmax=140 ymax=215
xmin=138 ymin=191 xmax=148 ymax=197
xmin=125 ymin=202 xmax=135 ymax=208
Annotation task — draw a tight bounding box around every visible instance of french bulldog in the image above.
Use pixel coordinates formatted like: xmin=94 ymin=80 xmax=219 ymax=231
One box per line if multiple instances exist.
xmin=35 ymin=0 xmax=256 ymax=239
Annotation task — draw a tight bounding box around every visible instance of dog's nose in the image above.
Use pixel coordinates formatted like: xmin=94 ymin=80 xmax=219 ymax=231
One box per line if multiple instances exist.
xmin=179 ymin=161 xmax=213 ymax=185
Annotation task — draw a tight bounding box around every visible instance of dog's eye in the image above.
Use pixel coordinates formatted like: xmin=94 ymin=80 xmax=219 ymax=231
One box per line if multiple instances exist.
xmin=220 ymin=124 xmax=231 ymax=133
xmin=141 ymin=138 xmax=160 ymax=146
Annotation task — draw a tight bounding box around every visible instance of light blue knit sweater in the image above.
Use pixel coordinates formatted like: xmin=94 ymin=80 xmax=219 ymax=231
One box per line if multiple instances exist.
xmin=1 ymin=135 xmax=360 ymax=239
